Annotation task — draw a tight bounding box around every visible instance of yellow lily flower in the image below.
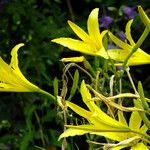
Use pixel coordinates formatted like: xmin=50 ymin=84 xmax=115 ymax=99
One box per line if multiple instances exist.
xmin=51 ymin=8 xmax=108 ymax=58
xmin=58 ymin=81 xmax=149 ymax=149
xmin=107 ymin=19 xmax=150 ymax=66
xmin=0 ymin=44 xmax=52 ymax=95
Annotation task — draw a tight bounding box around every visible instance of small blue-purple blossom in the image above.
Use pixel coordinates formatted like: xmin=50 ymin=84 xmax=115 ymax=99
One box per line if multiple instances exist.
xmin=108 ymin=44 xmax=114 ymax=49
xmin=119 ymin=31 xmax=126 ymax=41
xmin=116 ymin=66 xmax=124 ymax=70
xmin=123 ymin=6 xmax=137 ymax=19
xmin=99 ymin=16 xmax=113 ymax=28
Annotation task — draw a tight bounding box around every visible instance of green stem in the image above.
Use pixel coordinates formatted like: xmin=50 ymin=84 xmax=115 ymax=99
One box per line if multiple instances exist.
xmin=39 ymin=89 xmax=56 ymax=101
xmin=34 ymin=111 xmax=46 ymax=146
xmin=123 ymin=28 xmax=149 ymax=68
xmin=126 ymin=67 xmax=138 ymax=94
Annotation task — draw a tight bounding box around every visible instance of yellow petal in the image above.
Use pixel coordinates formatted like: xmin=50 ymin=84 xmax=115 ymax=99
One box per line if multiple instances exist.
xmin=80 ymin=81 xmax=129 ymax=129
xmin=129 ymin=111 xmax=142 ymax=130
xmin=66 ymin=101 xmax=129 ymax=131
xmin=125 ymin=19 xmax=135 ymax=46
xmin=0 ymin=45 xmax=41 ymax=92
xmin=128 ymin=49 xmax=150 ymax=66
xmin=0 ymin=83 xmax=31 ymax=92
xmin=10 ymin=43 xmax=28 ymax=81
xmin=59 ymin=124 xmax=131 ymax=142
xmin=138 ymin=6 xmax=150 ymax=31
xmin=10 ymin=43 xmax=24 ymax=70
xmin=87 ymin=8 xmax=103 ymax=49
xmin=60 ymin=56 xmax=85 ymax=62
xmin=131 ymin=142 xmax=149 ymax=150
xmin=68 ymin=20 xmax=92 ymax=43
xmin=108 ymin=32 xmax=131 ymax=51
xmin=66 ymin=101 xmax=93 ymax=121
xmin=118 ymin=111 xmax=128 ymax=126
xmin=65 ymin=124 xmax=130 ymax=134
xmin=51 ymin=38 xmax=97 ymax=55
xmin=107 ymin=48 xmax=150 ymax=66
xmin=58 ymin=128 xmax=89 ymax=141
xmin=107 ymin=49 xmax=128 ymax=62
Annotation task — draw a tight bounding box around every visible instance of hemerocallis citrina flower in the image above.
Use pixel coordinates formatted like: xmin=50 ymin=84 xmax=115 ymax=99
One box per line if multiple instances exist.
xmin=0 ymin=43 xmax=55 ymax=100
xmin=58 ymin=81 xmax=149 ymax=149
xmin=107 ymin=19 xmax=150 ymax=66
xmin=51 ymin=8 xmax=109 ymax=58
xmin=0 ymin=43 xmax=42 ymax=92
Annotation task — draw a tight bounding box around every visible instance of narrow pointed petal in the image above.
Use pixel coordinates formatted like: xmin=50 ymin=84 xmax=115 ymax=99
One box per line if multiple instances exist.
xmin=66 ymin=101 xmax=93 ymax=121
xmin=80 ymin=81 xmax=129 ymax=128
xmin=68 ymin=20 xmax=92 ymax=43
xmin=58 ymin=128 xmax=89 ymax=141
xmin=139 ymin=124 xmax=148 ymax=135
xmin=66 ymin=101 xmax=129 ymax=129
xmin=107 ymin=49 xmax=128 ymax=62
xmin=60 ymin=56 xmax=85 ymax=62
xmin=10 ymin=43 xmax=24 ymax=70
xmin=0 ymin=44 xmax=42 ymax=92
xmin=0 ymin=83 xmax=31 ymax=92
xmin=107 ymin=48 xmax=150 ymax=66
xmin=118 ymin=111 xmax=128 ymax=126
xmin=10 ymin=43 xmax=28 ymax=81
xmin=52 ymin=38 xmax=97 ymax=55
xmin=87 ymin=8 xmax=103 ymax=48
xmin=125 ymin=19 xmax=135 ymax=46
xmin=129 ymin=111 xmax=142 ymax=130
xmin=128 ymin=49 xmax=150 ymax=65
xmin=65 ymin=124 xmax=131 ymax=133
xmin=108 ymin=32 xmax=131 ymax=50
xmin=59 ymin=125 xmax=130 ymax=142
xmin=131 ymin=142 xmax=148 ymax=150
xmin=138 ymin=6 xmax=150 ymax=32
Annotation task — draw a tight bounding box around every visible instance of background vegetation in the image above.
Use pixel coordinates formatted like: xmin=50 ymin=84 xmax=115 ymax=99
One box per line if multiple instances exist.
xmin=0 ymin=0 xmax=150 ymax=149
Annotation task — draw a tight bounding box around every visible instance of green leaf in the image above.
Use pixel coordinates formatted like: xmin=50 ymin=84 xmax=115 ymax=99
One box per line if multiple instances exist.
xmin=53 ymin=77 xmax=59 ymax=97
xmin=20 ymin=131 xmax=34 ymax=150
xmin=67 ymin=70 xmax=79 ymax=101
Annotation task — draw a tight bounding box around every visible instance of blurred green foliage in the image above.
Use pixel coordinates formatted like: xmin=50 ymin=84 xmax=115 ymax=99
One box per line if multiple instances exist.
xmin=0 ymin=0 xmax=150 ymax=149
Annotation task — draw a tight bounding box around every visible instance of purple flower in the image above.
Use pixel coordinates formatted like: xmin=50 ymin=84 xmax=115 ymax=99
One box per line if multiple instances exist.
xmin=123 ymin=6 xmax=137 ymax=19
xmin=119 ymin=31 xmax=126 ymax=41
xmin=108 ymin=44 xmax=114 ymax=49
xmin=99 ymin=16 xmax=113 ymax=28
xmin=116 ymin=66 xmax=124 ymax=70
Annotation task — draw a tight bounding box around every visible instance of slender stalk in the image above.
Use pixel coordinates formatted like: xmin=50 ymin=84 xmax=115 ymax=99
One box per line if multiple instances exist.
xmin=39 ymin=89 xmax=56 ymax=101
xmin=118 ymin=78 xmax=122 ymax=105
xmin=126 ymin=67 xmax=138 ymax=94
xmin=34 ymin=111 xmax=46 ymax=146
xmin=66 ymin=0 xmax=74 ymax=21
